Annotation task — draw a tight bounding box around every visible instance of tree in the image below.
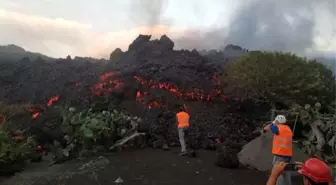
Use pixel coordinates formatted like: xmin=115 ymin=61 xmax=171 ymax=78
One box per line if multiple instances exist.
xmin=224 ymin=51 xmax=335 ymax=112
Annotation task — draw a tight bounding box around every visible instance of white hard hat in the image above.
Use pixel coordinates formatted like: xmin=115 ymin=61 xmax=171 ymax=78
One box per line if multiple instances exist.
xmin=273 ymin=115 xmax=286 ymax=124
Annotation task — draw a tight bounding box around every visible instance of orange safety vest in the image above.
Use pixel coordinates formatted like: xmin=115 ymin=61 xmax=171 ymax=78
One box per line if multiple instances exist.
xmin=272 ymin=124 xmax=293 ymax=156
xmin=176 ymin=111 xmax=190 ymax=128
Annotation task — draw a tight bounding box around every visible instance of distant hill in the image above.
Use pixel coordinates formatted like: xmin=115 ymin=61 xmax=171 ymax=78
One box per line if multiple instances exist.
xmin=0 ymin=44 xmax=54 ymax=62
xmin=0 ymin=44 xmax=334 ymax=74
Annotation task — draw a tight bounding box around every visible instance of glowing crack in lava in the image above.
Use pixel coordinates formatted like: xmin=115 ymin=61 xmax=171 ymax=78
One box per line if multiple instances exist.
xmin=90 ymin=72 xmax=123 ymax=96
xmin=28 ymin=95 xmax=59 ymax=119
xmin=91 ymin=71 xmax=229 ymax=109
xmin=134 ymin=76 xmax=229 ymax=102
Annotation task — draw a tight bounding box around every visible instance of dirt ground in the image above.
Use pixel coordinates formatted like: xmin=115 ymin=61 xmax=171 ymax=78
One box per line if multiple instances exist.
xmin=0 ymin=149 xmax=300 ymax=185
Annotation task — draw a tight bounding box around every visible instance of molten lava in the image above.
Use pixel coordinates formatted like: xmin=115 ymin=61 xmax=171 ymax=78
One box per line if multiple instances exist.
xmin=134 ymin=75 xmax=226 ymax=102
xmin=29 ymin=95 xmax=60 ymax=119
xmin=89 ymin=71 xmax=229 ymax=109
xmin=90 ymin=72 xmax=123 ymax=96
xmin=47 ymin=96 xmax=59 ymax=107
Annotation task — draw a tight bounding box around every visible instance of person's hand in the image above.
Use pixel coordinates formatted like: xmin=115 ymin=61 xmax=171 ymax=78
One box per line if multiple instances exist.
xmin=294 ymin=161 xmax=304 ymax=170
xmin=271 ymin=161 xmax=287 ymax=178
xmin=263 ymin=123 xmax=271 ymax=132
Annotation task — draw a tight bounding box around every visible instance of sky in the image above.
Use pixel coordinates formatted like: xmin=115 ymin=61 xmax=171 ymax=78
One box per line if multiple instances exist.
xmin=0 ymin=0 xmax=335 ymax=58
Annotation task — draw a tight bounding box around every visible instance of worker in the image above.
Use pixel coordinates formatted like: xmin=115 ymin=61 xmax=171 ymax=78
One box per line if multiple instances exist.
xmin=176 ymin=106 xmax=190 ymax=156
xmin=263 ymin=115 xmax=293 ymax=185
xmin=266 ymin=158 xmax=332 ymax=185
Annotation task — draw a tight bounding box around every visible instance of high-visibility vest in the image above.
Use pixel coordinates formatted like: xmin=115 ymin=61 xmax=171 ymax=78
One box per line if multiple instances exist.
xmin=272 ymin=124 xmax=293 ymax=156
xmin=176 ymin=111 xmax=190 ymax=128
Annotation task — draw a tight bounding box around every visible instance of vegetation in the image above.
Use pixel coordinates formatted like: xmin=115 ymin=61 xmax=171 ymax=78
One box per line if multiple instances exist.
xmin=0 ymin=122 xmax=37 ymax=174
xmin=288 ymin=102 xmax=336 ymax=162
xmin=59 ymin=107 xmax=142 ymax=158
xmin=225 ymin=52 xmax=335 ymax=109
xmin=0 ymin=102 xmax=32 ymax=119
xmin=225 ymin=51 xmax=336 ymax=161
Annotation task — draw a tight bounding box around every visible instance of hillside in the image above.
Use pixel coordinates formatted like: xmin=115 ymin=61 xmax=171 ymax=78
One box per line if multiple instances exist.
xmin=0 ymin=44 xmax=54 ymax=62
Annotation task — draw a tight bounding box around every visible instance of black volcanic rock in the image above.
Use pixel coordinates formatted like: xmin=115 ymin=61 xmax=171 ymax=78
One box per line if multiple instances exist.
xmin=110 ymin=34 xmax=219 ymax=91
xmin=0 ymin=35 xmax=267 ymax=155
xmin=224 ymin=44 xmax=243 ymax=51
xmin=159 ymin=35 xmax=174 ymax=50
xmin=109 ymin=48 xmax=123 ymax=61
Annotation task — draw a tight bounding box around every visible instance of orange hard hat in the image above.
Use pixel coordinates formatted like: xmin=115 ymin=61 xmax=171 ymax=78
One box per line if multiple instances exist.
xmin=298 ymin=158 xmax=332 ymax=183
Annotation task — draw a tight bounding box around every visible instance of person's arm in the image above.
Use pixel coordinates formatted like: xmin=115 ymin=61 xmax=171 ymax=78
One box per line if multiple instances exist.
xmin=269 ymin=124 xmax=279 ymax=135
xmin=263 ymin=124 xmax=271 ymax=132
xmin=266 ymin=174 xmax=278 ymax=185
xmin=263 ymin=123 xmax=279 ymax=134
xmin=267 ymin=161 xmax=287 ymax=185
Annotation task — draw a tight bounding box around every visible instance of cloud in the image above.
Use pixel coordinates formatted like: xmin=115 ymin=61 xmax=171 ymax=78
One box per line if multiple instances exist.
xmin=0 ymin=9 xmax=188 ymax=58
xmin=0 ymin=0 xmax=335 ymax=59
xmin=174 ymin=0 xmax=336 ymax=55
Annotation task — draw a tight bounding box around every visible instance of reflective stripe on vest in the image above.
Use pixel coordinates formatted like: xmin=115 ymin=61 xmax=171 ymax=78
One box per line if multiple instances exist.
xmin=272 ymin=124 xmax=293 ymax=156
xmin=176 ymin=112 xmax=190 ymax=128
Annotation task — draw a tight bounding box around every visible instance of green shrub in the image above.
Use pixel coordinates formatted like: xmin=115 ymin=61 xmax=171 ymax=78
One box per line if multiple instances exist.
xmin=225 ymin=52 xmax=335 ymax=109
xmin=0 ymin=122 xmax=37 ymax=174
xmin=60 ymin=107 xmax=141 ymax=156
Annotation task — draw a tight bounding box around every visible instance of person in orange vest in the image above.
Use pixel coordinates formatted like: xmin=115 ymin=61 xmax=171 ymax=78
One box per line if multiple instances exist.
xmin=267 ymin=158 xmax=332 ymax=185
xmin=263 ymin=115 xmax=293 ymax=185
xmin=176 ymin=106 xmax=190 ymax=156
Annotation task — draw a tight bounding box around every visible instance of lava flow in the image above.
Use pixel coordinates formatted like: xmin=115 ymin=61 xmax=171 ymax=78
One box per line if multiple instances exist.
xmin=134 ymin=75 xmax=227 ymax=101
xmin=28 ymin=95 xmax=60 ymax=119
xmin=90 ymin=72 xmax=123 ymax=96
xmin=89 ymin=71 xmax=229 ymax=109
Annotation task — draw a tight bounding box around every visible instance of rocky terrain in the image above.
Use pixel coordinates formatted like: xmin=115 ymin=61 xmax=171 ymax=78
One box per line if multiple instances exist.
xmin=0 ymin=35 xmax=268 ymax=154
xmin=0 ymin=35 xmax=330 ymax=185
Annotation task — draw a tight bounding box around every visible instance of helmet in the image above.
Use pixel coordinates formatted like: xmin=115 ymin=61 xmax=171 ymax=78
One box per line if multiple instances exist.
xmin=273 ymin=115 xmax=286 ymax=124
xmin=298 ymin=158 xmax=332 ymax=183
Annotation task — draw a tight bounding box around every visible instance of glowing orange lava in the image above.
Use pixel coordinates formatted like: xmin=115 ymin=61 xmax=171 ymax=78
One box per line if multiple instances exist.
xmin=133 ymin=75 xmax=226 ymax=101
xmin=29 ymin=95 xmax=60 ymax=119
xmin=89 ymin=71 xmax=229 ymax=108
xmin=90 ymin=72 xmax=123 ymax=96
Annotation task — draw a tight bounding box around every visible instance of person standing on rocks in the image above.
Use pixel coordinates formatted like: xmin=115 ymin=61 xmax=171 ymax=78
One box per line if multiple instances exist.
xmin=263 ymin=115 xmax=293 ymax=185
xmin=176 ymin=106 xmax=190 ymax=156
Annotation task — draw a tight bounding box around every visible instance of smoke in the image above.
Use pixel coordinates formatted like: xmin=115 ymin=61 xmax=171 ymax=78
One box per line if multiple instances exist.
xmin=128 ymin=0 xmax=172 ymax=33
xmin=173 ymin=0 xmax=335 ymax=54
xmin=1 ymin=0 xmax=335 ymax=57
xmin=225 ymin=0 xmax=316 ymax=54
